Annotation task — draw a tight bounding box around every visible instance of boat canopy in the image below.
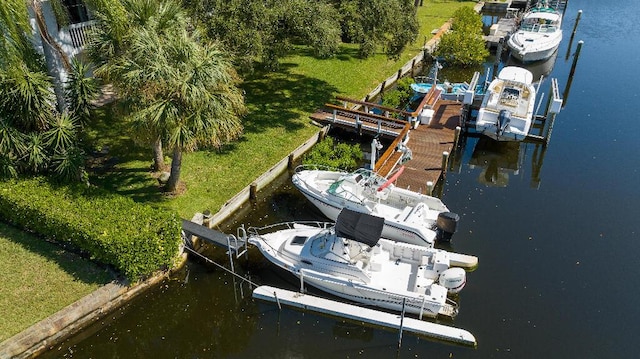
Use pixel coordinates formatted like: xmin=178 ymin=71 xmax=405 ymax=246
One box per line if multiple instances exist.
xmin=335 ymin=209 xmax=384 ymax=247
xmin=498 ymin=67 xmax=534 ymax=85
xmin=526 ymin=11 xmax=560 ymax=22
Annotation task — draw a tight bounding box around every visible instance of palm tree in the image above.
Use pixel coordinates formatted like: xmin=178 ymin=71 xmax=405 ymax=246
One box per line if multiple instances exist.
xmin=88 ymin=0 xmax=188 ymax=172
xmin=0 ymin=0 xmax=88 ymax=181
xmin=91 ymin=0 xmax=245 ymax=192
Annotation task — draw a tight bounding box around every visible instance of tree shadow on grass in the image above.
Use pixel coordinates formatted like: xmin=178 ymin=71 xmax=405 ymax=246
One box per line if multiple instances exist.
xmin=0 ymin=222 xmax=116 ymax=286
xmin=241 ymin=63 xmax=339 ymax=135
xmin=83 ymin=63 xmax=339 ymax=207
xmin=84 ymin=106 xmax=167 ymax=204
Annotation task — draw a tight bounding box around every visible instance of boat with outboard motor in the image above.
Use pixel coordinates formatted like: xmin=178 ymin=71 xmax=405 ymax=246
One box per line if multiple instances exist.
xmin=474 ymin=66 xmax=537 ymax=141
xmin=292 ymin=165 xmax=461 ymax=247
xmin=247 ymin=209 xmax=476 ymax=318
xmin=507 ymin=1 xmax=563 ymax=63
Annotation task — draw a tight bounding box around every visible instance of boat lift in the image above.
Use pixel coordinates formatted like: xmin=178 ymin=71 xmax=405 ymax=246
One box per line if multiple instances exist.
xmin=460 ymin=73 xmax=563 ymax=145
xmin=252 ymin=285 xmax=477 ymax=348
xmin=181 ymin=218 xmax=477 ymax=348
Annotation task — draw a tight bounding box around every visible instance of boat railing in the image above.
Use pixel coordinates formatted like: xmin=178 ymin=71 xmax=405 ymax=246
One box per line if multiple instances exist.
xmin=293 ymin=164 xmax=345 ymax=174
xmin=247 ymin=220 xmax=333 ymax=237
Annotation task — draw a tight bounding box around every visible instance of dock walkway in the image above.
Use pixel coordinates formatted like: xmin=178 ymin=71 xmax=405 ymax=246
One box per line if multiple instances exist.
xmin=396 ymin=100 xmax=460 ymax=192
xmin=311 ymin=96 xmax=462 ymax=193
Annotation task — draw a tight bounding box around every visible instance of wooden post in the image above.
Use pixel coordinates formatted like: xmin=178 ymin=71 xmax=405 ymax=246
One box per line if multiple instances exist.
xmin=274 ymin=291 xmax=282 ymax=310
xmin=202 ymin=210 xmax=212 ymax=228
xmin=397 ymin=68 xmax=402 ymax=80
xmin=287 ymin=153 xmax=294 ymax=169
xmin=454 ymin=126 xmax=462 ymax=148
xmin=562 ymin=0 xmax=570 ymax=18
xmin=571 ymin=10 xmax=582 ymax=37
xmin=441 ymin=151 xmax=450 ymax=173
xmin=426 ymin=181 xmax=434 ymax=196
xmin=398 ymin=298 xmax=406 ymax=349
xmin=250 ymin=182 xmax=258 ymax=200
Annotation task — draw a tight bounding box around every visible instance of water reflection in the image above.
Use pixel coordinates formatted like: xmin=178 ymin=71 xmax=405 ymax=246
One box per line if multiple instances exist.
xmin=505 ymin=48 xmax=559 ymax=80
xmin=468 ymin=138 xmax=522 ymax=187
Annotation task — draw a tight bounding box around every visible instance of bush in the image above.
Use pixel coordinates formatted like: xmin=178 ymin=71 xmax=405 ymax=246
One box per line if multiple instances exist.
xmin=434 ymin=6 xmax=489 ymax=67
xmin=302 ymin=137 xmax=363 ymax=171
xmin=0 ymin=177 xmax=182 ymax=281
xmin=381 ymin=77 xmax=415 ymax=111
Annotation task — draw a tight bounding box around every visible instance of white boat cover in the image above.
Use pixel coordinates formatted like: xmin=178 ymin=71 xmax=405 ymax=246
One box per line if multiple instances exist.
xmin=335 ymin=209 xmax=385 ymax=247
xmin=497 ymin=67 xmax=534 ymax=85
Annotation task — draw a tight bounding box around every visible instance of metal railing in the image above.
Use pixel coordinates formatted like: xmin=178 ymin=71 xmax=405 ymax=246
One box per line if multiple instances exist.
xmin=66 ymin=20 xmax=98 ymax=49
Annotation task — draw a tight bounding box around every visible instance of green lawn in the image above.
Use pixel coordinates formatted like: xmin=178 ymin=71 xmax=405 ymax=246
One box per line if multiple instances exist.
xmin=87 ymin=0 xmax=477 ymax=219
xmin=0 ymin=222 xmax=115 ymax=342
xmin=1 ymin=0 xmax=476 ymax=345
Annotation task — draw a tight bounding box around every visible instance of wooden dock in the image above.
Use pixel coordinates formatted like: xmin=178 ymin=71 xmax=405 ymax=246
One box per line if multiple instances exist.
xmin=311 ymin=94 xmax=462 ymax=194
xmin=253 ymin=285 xmax=477 ymax=347
xmin=394 ymin=100 xmax=461 ymax=192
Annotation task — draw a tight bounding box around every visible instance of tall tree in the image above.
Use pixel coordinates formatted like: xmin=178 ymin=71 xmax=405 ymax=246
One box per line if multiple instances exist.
xmin=336 ymin=0 xmax=419 ymax=59
xmin=91 ymin=0 xmax=246 ymax=192
xmin=183 ymin=0 xmax=341 ymax=72
xmin=433 ymin=6 xmax=488 ymax=67
xmin=89 ymin=0 xmax=186 ymax=171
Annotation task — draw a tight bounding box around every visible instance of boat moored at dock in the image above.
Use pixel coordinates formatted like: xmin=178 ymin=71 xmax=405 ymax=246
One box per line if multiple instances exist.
xmin=247 ymin=209 xmax=477 ymax=319
xmin=507 ymin=1 xmax=563 ymax=62
xmin=474 ymin=66 xmax=537 ymax=141
xmin=292 ymin=165 xmax=461 ymax=247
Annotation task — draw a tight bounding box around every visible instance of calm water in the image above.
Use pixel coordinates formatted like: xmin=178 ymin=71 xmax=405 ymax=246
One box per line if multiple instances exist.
xmin=41 ymin=1 xmax=640 ymax=358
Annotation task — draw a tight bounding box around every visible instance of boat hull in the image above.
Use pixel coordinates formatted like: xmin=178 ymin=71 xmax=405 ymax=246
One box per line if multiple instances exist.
xmin=298 ymin=271 xmax=447 ymax=318
xmin=508 ymin=40 xmax=561 ymax=63
xmin=297 ymin=182 xmax=435 ymax=247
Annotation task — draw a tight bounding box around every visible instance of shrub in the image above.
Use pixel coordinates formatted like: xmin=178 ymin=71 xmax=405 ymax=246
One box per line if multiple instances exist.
xmin=434 ymin=6 xmax=489 ymax=67
xmin=381 ymin=77 xmax=415 ymax=111
xmin=0 ymin=177 xmax=182 ymax=281
xmin=302 ymin=137 xmax=363 ymax=171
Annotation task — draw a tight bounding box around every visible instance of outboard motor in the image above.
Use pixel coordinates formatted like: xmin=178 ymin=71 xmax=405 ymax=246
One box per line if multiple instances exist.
xmin=439 ymin=267 xmax=466 ymax=295
xmin=497 ymin=109 xmax=511 ymax=137
xmin=435 ymin=212 xmax=459 ymax=243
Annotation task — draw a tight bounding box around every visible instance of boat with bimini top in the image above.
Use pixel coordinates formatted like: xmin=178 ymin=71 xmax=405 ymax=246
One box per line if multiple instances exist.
xmin=247 ymin=209 xmax=474 ymax=318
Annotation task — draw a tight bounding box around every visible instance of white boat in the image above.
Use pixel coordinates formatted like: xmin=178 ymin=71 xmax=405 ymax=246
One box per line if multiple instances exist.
xmin=247 ymin=209 xmax=471 ymax=318
xmin=410 ymin=81 xmax=482 ymax=102
xmin=507 ymin=1 xmax=563 ymax=63
xmin=292 ymin=165 xmax=460 ymax=247
xmin=474 ymin=66 xmax=536 ymax=141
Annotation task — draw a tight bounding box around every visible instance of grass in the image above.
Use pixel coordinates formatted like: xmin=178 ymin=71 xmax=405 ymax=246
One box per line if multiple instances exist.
xmin=0 ymin=222 xmax=116 ymax=342
xmin=85 ymin=0 xmax=477 ymax=219
xmin=0 ymin=0 xmax=477 ymax=341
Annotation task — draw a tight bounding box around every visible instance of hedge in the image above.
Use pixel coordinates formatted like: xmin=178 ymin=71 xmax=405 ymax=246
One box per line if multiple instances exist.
xmin=0 ymin=177 xmax=182 ymax=281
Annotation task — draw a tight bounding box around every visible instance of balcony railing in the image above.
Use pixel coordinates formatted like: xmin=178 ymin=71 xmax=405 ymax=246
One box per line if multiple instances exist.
xmin=66 ymin=20 xmax=98 ymax=49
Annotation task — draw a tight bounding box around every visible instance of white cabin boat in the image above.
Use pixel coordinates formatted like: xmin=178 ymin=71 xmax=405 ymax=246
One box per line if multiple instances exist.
xmin=292 ymin=165 xmax=460 ymax=247
xmin=248 ymin=209 xmax=473 ymax=318
xmin=475 ymin=66 xmax=537 ymax=141
xmin=507 ymin=2 xmax=563 ymax=63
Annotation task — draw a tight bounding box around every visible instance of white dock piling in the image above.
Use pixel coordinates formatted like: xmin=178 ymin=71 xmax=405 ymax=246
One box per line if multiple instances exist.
xmin=253 ymin=285 xmax=477 ymax=347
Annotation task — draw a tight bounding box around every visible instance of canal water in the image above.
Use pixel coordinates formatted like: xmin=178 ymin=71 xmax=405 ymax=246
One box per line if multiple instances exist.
xmin=41 ymin=1 xmax=640 ymax=358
